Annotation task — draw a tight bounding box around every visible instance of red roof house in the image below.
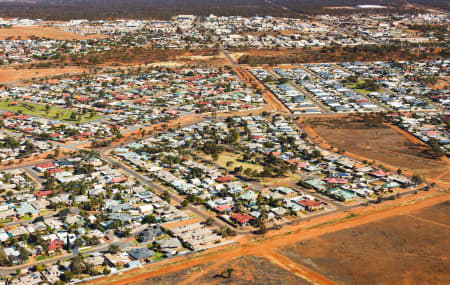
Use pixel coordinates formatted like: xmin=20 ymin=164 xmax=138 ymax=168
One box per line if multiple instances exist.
xmin=297 ymin=199 xmax=323 ymax=211
xmin=215 ymin=204 xmax=232 ymax=213
xmin=48 ymin=239 xmax=64 ymax=252
xmin=231 ymin=213 xmax=255 ymax=225
xmin=35 ymin=191 xmax=52 ymax=197
xmin=111 ymin=177 xmax=127 ymax=183
xmin=35 ymin=162 xmax=55 ymax=172
xmin=216 ymin=176 xmax=232 ymax=183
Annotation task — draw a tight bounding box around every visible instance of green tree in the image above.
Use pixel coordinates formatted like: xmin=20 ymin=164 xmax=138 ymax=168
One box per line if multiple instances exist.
xmin=411 ymin=175 xmax=422 ymax=185
xmin=70 ymin=255 xmax=83 ymax=274
xmin=108 ymin=244 xmax=120 ymax=254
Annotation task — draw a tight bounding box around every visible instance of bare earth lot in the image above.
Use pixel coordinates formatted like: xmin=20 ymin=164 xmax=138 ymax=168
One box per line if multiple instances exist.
xmin=280 ymin=201 xmax=450 ymax=285
xmin=194 ymin=255 xmax=311 ymax=285
xmin=0 ymin=26 xmax=103 ymax=40
xmin=135 ymin=256 xmax=310 ymax=285
xmin=0 ymin=66 xmax=87 ymax=84
xmin=134 ymin=263 xmax=208 ymax=285
xmin=304 ymin=117 xmax=448 ymax=179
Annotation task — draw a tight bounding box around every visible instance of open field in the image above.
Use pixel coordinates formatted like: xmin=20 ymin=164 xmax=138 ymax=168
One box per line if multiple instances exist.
xmin=194 ymin=255 xmax=311 ymax=285
xmin=135 ymin=256 xmax=310 ymax=285
xmin=0 ymin=100 xmax=101 ymax=123
xmin=260 ymin=173 xmax=302 ymax=187
xmin=0 ymin=26 xmax=104 ymax=40
xmin=280 ymin=200 xmax=450 ymax=285
xmin=344 ymin=81 xmax=381 ymax=94
xmin=230 ymin=46 xmax=446 ymax=66
xmin=134 ymin=263 xmax=210 ymax=285
xmin=412 ymin=200 xmax=450 ymax=226
xmin=0 ymin=66 xmax=88 ymax=84
xmin=302 ymin=116 xmax=448 ymax=179
xmin=198 ymin=151 xmax=263 ymax=173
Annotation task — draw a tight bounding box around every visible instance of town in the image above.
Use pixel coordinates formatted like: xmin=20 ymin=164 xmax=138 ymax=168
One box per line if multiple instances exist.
xmin=0 ymin=8 xmax=448 ymax=285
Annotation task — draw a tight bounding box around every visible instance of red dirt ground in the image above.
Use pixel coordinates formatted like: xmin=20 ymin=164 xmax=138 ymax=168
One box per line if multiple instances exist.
xmin=280 ymin=200 xmax=450 ymax=285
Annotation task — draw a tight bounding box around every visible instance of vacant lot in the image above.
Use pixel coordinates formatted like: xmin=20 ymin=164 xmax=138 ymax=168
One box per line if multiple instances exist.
xmin=304 ymin=117 xmax=447 ymax=178
xmin=0 ymin=66 xmax=87 ymax=84
xmin=134 ymin=263 xmax=209 ymax=285
xmin=280 ymin=201 xmax=450 ymax=285
xmin=0 ymin=26 xmax=103 ymax=40
xmin=412 ymin=200 xmax=450 ymax=226
xmin=195 ymin=255 xmax=311 ymax=285
xmin=135 ymin=256 xmax=310 ymax=285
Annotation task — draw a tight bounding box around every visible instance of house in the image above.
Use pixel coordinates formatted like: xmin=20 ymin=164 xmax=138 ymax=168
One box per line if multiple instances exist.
xmin=8 ymin=226 xmax=29 ymax=237
xmin=137 ymin=204 xmax=154 ymax=214
xmin=231 ymin=213 xmax=255 ymax=226
xmin=156 ymin=237 xmax=182 ymax=249
xmin=215 ymin=204 xmax=232 ymax=213
xmin=104 ymin=252 xmax=132 ymax=267
xmin=35 ymin=162 xmax=55 ymax=172
xmin=138 ymin=225 xmax=163 ymax=242
xmin=34 ymin=190 xmax=52 ymax=198
xmin=3 ymin=247 xmax=20 ymax=260
xmin=271 ymin=207 xmax=288 ymax=217
xmin=47 ymin=239 xmax=64 ymax=252
xmin=296 ymin=199 xmax=324 ymax=211
xmin=10 ymin=273 xmax=43 ymax=285
xmin=85 ymin=253 xmax=105 ymax=266
xmin=108 ymin=213 xmax=133 ymax=223
xmin=41 ymin=265 xmax=62 ymax=284
xmin=216 ymin=176 xmax=233 ymax=183
xmin=0 ymin=229 xmax=9 ymax=242
xmin=127 ymin=248 xmax=154 ymax=261
xmin=15 ymin=202 xmax=38 ymax=216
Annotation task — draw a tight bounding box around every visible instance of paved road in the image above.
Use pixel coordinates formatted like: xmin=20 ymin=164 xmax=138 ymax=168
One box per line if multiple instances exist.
xmin=220 ymin=47 xmax=237 ymax=66
xmin=23 ymin=166 xmax=45 ymax=187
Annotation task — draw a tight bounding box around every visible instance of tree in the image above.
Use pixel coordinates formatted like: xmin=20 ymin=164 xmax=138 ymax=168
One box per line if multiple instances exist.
xmin=162 ymin=191 xmax=171 ymax=203
xmin=70 ymin=112 xmax=77 ymax=120
xmin=58 ymin=208 xmax=70 ymax=218
xmin=75 ymin=238 xmax=83 ymax=248
xmin=257 ymin=223 xmax=267 ymax=234
xmin=181 ymin=199 xmax=189 ymax=208
xmin=18 ymin=247 xmax=29 ymax=262
xmin=70 ymin=255 xmax=83 ymax=274
xmin=62 ymin=270 xmax=74 ymax=282
xmin=226 ymin=268 xmax=234 ymax=278
xmin=108 ymin=244 xmax=120 ymax=254
xmin=412 ymin=175 xmax=422 ymax=185
xmin=142 ymin=214 xmax=156 ymax=224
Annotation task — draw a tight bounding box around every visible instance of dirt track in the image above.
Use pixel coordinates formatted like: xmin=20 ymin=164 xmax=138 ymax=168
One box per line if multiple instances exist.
xmin=234 ymin=66 xmax=290 ymax=114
